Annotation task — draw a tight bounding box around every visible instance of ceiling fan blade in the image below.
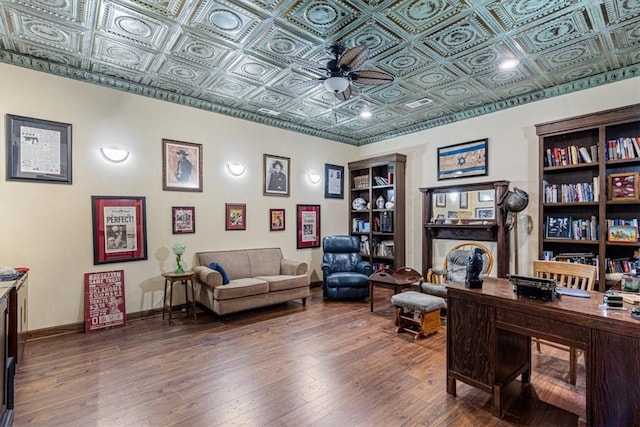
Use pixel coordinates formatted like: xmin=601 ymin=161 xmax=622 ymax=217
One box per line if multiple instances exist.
xmin=334 ymin=84 xmax=352 ymax=101
xmin=350 ymin=70 xmax=394 ymax=85
xmin=288 ymin=56 xmax=327 ymax=73
xmin=339 ymin=45 xmax=368 ymax=70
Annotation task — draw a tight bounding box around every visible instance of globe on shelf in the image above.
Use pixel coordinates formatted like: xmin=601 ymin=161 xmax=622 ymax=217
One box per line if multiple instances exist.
xmin=172 ymin=242 xmax=186 ymax=274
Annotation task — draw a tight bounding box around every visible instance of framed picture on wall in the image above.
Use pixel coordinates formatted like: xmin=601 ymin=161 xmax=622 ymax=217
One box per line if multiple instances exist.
xmin=226 ymin=203 xmax=246 ymax=230
xmin=437 ymin=138 xmax=488 ymax=180
xmin=324 ymin=163 xmax=344 ymax=199
xmin=92 ymin=196 xmax=147 ymax=265
xmin=435 ymin=193 xmax=446 ymax=207
xmin=297 ymin=204 xmax=320 ymax=248
xmin=264 ymin=154 xmax=290 ymax=196
xmin=270 ymin=208 xmax=285 ymax=231
xmin=162 ymin=139 xmax=203 ymax=192
xmin=172 ymin=206 xmax=195 ymax=234
xmin=6 ymin=114 xmax=72 ymax=184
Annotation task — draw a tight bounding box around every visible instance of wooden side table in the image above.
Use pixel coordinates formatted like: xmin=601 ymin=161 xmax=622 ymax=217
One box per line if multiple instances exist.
xmin=162 ymin=272 xmax=196 ymax=323
xmin=368 ymin=267 xmax=422 ymax=312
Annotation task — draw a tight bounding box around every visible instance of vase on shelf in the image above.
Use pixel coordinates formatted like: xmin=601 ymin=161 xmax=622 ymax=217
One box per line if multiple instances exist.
xmin=172 ymin=242 xmax=186 ymax=274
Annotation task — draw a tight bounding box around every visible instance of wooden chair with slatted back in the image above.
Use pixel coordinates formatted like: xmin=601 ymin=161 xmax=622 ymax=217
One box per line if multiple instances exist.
xmin=532 ymin=260 xmax=597 ymax=385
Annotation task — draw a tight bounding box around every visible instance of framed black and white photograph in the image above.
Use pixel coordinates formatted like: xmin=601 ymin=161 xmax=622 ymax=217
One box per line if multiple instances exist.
xmin=437 ymin=138 xmax=488 ymax=181
xmin=435 ymin=193 xmax=446 ymax=207
xmin=475 ymin=207 xmax=495 ymax=219
xmin=264 ymin=154 xmax=290 ymax=196
xmin=459 ymin=191 xmax=468 ymax=209
xmin=162 ymin=139 xmax=203 ymax=192
xmin=324 ymin=163 xmax=344 ymax=199
xmin=6 ymin=114 xmax=72 ymax=184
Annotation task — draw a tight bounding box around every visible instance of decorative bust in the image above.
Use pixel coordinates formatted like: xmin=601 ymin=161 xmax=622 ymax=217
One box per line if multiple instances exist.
xmin=465 ymin=247 xmax=485 ymax=289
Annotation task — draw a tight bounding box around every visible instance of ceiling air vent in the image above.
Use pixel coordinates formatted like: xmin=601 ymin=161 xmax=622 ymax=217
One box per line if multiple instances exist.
xmin=405 ymin=98 xmax=433 ymax=108
xmin=258 ymin=108 xmax=280 ymax=116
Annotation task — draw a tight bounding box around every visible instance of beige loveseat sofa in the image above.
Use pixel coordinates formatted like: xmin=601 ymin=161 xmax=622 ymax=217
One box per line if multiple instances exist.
xmin=193 ymin=248 xmax=310 ymax=317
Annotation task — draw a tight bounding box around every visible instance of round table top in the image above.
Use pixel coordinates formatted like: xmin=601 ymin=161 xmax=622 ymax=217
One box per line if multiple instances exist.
xmin=161 ymin=271 xmax=195 ymax=279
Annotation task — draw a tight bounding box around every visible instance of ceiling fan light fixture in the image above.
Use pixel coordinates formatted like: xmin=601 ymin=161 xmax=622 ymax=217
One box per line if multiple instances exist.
xmin=323 ymin=76 xmax=349 ymax=93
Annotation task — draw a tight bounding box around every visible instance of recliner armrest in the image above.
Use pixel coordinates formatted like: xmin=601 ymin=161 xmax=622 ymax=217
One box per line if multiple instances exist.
xmin=280 ymin=258 xmax=308 ymax=275
xmin=356 ymin=261 xmax=372 ymax=276
xmin=193 ymin=265 xmax=223 ymax=288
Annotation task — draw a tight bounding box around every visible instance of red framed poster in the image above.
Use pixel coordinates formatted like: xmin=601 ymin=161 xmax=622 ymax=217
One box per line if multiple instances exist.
xmin=297 ymin=204 xmax=320 ymax=248
xmin=84 ymin=270 xmax=126 ymax=333
xmin=91 ymin=196 xmax=147 ymax=264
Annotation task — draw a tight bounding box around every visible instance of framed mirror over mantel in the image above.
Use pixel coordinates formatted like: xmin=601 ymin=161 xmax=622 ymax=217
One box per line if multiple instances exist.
xmin=420 ymin=180 xmax=510 ymax=278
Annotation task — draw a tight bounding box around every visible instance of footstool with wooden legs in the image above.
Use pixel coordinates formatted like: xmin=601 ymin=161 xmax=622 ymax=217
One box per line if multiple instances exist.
xmin=390 ymin=291 xmax=446 ymax=340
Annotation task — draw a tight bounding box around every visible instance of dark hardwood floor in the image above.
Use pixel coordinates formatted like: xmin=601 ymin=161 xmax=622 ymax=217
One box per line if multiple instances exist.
xmin=14 ymin=287 xmax=586 ymax=426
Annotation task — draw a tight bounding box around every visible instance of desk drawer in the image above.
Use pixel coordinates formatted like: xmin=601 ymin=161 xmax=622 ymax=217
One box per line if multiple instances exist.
xmin=496 ymin=309 xmax=588 ymax=347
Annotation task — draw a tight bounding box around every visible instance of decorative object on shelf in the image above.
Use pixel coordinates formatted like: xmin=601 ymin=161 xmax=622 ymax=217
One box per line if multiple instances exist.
xmin=6 ymin=114 xmax=72 ymax=184
xmin=172 ymin=242 xmax=186 ymax=273
xmin=376 ymin=195 xmax=385 ymax=209
xmin=385 ymin=201 xmax=394 ymax=209
xmin=607 ymin=172 xmax=639 ymax=200
xmin=622 ymin=273 xmax=639 ymax=292
xmin=324 ymin=163 xmax=344 ymax=199
xmin=608 ymin=225 xmax=638 ymax=243
xmin=91 ymin=196 xmax=148 ymax=265
xmin=437 ymin=138 xmax=488 ymax=180
xmin=264 ymin=153 xmax=290 ymax=196
xmin=297 ymin=204 xmax=321 ymax=249
xmin=172 ymin=206 xmax=195 ymax=234
xmin=465 ymin=247 xmax=485 ymax=288
xmin=225 ymin=203 xmax=246 ymax=230
xmin=162 ymin=139 xmax=203 ymax=192
xmin=352 ymin=197 xmax=367 ymax=210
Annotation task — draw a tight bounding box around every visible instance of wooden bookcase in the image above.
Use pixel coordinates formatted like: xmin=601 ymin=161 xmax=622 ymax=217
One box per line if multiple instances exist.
xmin=536 ymin=104 xmax=640 ymax=291
xmin=348 ymin=153 xmax=406 ymax=271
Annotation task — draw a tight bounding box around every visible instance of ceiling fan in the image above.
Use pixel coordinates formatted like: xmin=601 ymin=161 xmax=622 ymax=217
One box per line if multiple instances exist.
xmin=289 ymin=44 xmax=394 ymax=101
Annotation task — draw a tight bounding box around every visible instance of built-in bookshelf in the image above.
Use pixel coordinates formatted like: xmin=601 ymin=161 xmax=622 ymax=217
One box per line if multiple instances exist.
xmin=348 ymin=153 xmax=406 ymax=271
xmin=536 ymin=104 xmax=640 ymax=291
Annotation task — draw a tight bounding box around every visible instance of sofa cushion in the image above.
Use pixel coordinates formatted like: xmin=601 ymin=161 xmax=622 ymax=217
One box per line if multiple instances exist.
xmin=247 ymin=248 xmax=283 ymax=276
xmin=213 ymin=278 xmax=269 ymax=300
xmin=209 ymin=262 xmax=230 ymax=284
xmin=255 ymin=274 xmax=310 ymax=292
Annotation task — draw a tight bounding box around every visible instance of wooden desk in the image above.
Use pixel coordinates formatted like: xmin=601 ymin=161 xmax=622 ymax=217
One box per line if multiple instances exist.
xmin=162 ymin=272 xmax=196 ymax=323
xmin=446 ymin=277 xmax=640 ymax=426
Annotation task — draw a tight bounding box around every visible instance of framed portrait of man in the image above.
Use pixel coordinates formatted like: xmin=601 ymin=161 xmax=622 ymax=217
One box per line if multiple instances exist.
xmin=264 ymin=154 xmax=290 ymax=197
xmin=162 ymin=139 xmax=203 ymax=192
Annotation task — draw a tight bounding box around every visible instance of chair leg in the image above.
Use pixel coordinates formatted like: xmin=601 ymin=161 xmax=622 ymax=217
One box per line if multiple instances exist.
xmin=569 ymin=347 xmax=577 ymax=385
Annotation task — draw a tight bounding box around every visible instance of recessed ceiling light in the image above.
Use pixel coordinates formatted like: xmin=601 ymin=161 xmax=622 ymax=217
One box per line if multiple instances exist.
xmin=360 ymin=110 xmax=372 ymax=119
xmin=499 ymin=59 xmax=520 ymax=70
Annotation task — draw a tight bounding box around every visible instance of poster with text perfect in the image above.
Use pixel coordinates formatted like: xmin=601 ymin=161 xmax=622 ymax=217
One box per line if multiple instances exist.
xmin=84 ymin=270 xmax=126 ymax=333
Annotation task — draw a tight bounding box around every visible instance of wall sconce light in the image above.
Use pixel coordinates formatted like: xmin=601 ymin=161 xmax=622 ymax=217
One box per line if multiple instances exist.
xmin=307 ymin=171 xmax=321 ymax=184
xmin=226 ymin=162 xmax=246 ymax=177
xmin=99 ymin=147 xmax=130 ymax=163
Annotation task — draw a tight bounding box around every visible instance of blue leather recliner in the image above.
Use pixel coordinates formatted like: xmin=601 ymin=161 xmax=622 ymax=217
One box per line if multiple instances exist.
xmin=321 ymin=235 xmax=372 ymax=300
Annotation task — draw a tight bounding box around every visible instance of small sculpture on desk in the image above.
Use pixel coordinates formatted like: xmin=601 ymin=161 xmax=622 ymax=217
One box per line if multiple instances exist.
xmin=465 ymin=247 xmax=484 ymax=289
xmin=172 ymin=242 xmax=186 ymax=274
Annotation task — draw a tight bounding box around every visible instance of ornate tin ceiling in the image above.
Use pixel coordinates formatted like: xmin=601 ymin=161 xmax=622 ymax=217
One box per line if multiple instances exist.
xmin=0 ymin=0 xmax=638 ymax=145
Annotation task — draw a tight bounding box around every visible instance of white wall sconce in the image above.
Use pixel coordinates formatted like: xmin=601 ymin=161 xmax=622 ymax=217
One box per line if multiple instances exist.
xmin=226 ymin=162 xmax=246 ymax=177
xmin=100 ymin=147 xmax=130 ymax=163
xmin=306 ymin=171 xmax=321 ymax=184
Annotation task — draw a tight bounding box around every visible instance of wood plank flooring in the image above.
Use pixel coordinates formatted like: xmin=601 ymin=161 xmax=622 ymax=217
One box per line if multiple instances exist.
xmin=14 ymin=287 xmax=586 ymax=426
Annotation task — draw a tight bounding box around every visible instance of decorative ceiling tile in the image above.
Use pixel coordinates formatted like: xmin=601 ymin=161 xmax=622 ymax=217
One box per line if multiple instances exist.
xmin=386 ymin=0 xmax=466 ymax=34
xmin=0 ymin=0 xmax=637 ymax=145
xmin=98 ymin=1 xmax=169 ymax=48
xmin=423 ymin=13 xmax=494 ymax=57
xmin=189 ymin=0 xmax=261 ymax=44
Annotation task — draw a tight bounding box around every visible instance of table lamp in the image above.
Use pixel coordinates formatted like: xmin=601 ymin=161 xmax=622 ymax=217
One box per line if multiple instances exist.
xmin=172 ymin=242 xmax=186 ymax=274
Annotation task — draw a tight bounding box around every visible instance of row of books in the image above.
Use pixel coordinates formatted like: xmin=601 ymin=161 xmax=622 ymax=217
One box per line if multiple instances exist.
xmin=543 ymin=178 xmax=599 ymax=203
xmin=352 ymin=218 xmax=370 ymax=233
xmin=353 ymin=175 xmax=370 ymax=189
xmin=605 ymin=218 xmax=639 ymax=228
xmin=374 ymin=240 xmax=395 ymax=257
xmin=605 ymin=137 xmax=640 ymax=160
xmin=545 ymin=216 xmax=598 ymax=240
xmin=372 ymin=263 xmax=392 ymax=271
xmin=605 ymin=258 xmax=637 ymax=274
xmin=544 ymin=144 xmax=597 ymax=167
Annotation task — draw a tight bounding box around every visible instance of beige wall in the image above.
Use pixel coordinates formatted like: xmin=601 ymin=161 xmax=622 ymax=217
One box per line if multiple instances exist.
xmin=1 ymin=63 xmax=638 ymax=330
xmin=0 ymin=64 xmax=356 ymax=330
xmin=358 ymin=76 xmax=640 ymax=275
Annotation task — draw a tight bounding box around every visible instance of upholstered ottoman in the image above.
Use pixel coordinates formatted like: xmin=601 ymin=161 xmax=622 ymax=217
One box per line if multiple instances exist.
xmin=390 ymin=291 xmax=445 ymax=339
